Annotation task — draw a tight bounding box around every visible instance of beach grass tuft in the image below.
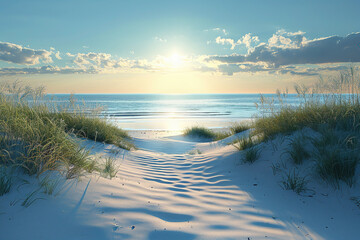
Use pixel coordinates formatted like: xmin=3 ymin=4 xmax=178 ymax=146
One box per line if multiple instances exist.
xmin=242 ymin=146 xmax=261 ymax=163
xmin=285 ymin=135 xmax=310 ymax=164
xmin=230 ymin=122 xmax=251 ymax=134
xmin=53 ymin=112 xmax=134 ymax=150
xmin=0 ymin=167 xmax=12 ymax=196
xmin=184 ymin=126 xmax=231 ymax=140
xmin=184 ymin=126 xmax=216 ymax=139
xmin=39 ymin=173 xmax=65 ymax=195
xmin=21 ymin=189 xmax=43 ymax=207
xmin=313 ymin=129 xmax=359 ymax=188
xmin=101 ymin=157 xmax=119 ymax=179
xmin=234 ymin=136 xmax=255 ymax=150
xmin=281 ymin=169 xmax=308 ymax=194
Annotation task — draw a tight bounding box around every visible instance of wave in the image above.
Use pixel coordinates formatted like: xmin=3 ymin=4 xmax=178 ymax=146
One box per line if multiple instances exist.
xmin=103 ymin=111 xmax=231 ymax=118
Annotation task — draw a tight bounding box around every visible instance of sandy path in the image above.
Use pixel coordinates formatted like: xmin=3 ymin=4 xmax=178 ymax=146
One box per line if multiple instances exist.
xmin=108 ymin=148 xmax=292 ymax=240
xmin=1 ymin=131 xmax=360 ymax=240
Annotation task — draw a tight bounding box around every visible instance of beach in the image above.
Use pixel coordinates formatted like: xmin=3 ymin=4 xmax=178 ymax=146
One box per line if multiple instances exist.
xmin=1 ymin=128 xmax=360 ymax=240
xmin=2 ymin=1 xmax=360 ymax=239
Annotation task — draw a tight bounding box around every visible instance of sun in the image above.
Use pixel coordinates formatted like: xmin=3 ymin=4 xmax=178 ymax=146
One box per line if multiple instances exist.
xmin=168 ymin=52 xmax=184 ymax=68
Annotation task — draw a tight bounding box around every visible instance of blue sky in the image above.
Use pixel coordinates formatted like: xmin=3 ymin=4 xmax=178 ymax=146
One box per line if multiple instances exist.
xmin=1 ymin=0 xmax=360 ymax=93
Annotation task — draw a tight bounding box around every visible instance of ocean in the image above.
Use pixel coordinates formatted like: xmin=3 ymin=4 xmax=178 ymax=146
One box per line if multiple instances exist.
xmin=45 ymin=94 xmax=301 ymax=130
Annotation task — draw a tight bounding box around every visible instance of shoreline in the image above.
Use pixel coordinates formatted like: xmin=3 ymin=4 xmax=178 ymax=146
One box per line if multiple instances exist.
xmin=113 ymin=118 xmax=253 ymax=131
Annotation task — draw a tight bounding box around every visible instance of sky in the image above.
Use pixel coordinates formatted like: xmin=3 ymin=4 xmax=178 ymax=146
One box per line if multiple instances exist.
xmin=1 ymin=0 xmax=360 ymax=93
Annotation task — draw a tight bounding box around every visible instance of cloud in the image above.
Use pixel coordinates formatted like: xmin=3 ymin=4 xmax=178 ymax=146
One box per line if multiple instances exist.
xmin=74 ymin=52 xmax=113 ymax=67
xmin=216 ymin=36 xmax=236 ymax=49
xmin=0 ymin=42 xmax=52 ymax=65
xmin=66 ymin=52 xmax=75 ymax=57
xmin=55 ymin=51 xmax=61 ymax=60
xmin=0 ymin=65 xmax=87 ymax=75
xmin=2 ymin=31 xmax=359 ymax=77
xmin=268 ymin=29 xmax=306 ymax=48
xmin=204 ymin=28 xmax=228 ymax=35
xmin=208 ymin=32 xmax=360 ymax=75
xmin=210 ymin=32 xmax=360 ymax=67
xmin=68 ymin=52 xmax=155 ymax=73
xmin=154 ymin=36 xmax=167 ymax=43
xmin=216 ymin=63 xmax=271 ymax=76
xmin=281 ymin=65 xmax=349 ymax=76
xmin=215 ymin=33 xmax=259 ymax=50
xmin=237 ymin=33 xmax=260 ymax=49
xmin=215 ymin=62 xmax=350 ymax=76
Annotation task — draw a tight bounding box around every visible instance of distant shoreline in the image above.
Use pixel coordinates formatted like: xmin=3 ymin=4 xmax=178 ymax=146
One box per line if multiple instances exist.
xmin=112 ymin=117 xmax=252 ymax=131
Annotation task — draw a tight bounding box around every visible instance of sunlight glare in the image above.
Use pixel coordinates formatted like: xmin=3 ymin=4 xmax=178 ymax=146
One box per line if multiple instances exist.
xmin=169 ymin=52 xmax=184 ymax=68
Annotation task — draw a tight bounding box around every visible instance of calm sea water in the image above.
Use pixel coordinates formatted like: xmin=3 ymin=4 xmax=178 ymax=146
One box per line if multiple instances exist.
xmin=45 ymin=94 xmax=301 ymax=130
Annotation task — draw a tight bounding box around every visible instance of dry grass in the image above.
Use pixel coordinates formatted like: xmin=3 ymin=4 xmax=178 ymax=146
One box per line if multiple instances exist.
xmin=0 ymin=82 xmax=132 ymax=187
xmin=254 ymin=67 xmax=360 ymax=187
xmin=184 ymin=126 xmax=231 ymax=141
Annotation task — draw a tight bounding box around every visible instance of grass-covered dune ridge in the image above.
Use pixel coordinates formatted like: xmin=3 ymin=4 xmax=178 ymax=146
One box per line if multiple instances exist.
xmin=0 ymin=83 xmax=133 ymax=179
xmin=184 ymin=123 xmax=250 ymax=141
xmin=183 ymin=126 xmax=220 ymax=140
xmin=246 ymin=67 xmax=360 ymax=190
xmin=255 ymin=68 xmax=360 ymax=139
xmin=51 ymin=106 xmax=134 ymax=150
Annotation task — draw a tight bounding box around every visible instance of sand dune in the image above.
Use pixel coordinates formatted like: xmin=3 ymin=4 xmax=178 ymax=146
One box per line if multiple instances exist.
xmin=1 ymin=130 xmax=359 ymax=240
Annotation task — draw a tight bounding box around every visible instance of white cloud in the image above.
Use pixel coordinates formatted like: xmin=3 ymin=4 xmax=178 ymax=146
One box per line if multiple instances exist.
xmin=55 ymin=51 xmax=62 ymax=60
xmin=66 ymin=52 xmax=75 ymax=57
xmin=2 ymin=31 xmax=359 ymax=77
xmin=69 ymin=52 xmax=155 ymax=73
xmin=205 ymin=28 xmax=228 ymax=35
xmin=215 ymin=33 xmax=259 ymax=50
xmin=74 ymin=52 xmax=113 ymax=67
xmin=268 ymin=29 xmax=307 ymax=48
xmin=216 ymin=36 xmax=236 ymax=50
xmin=237 ymin=33 xmax=260 ymax=49
xmin=0 ymin=65 xmax=87 ymax=75
xmin=213 ymin=28 xmax=228 ymax=35
xmin=154 ymin=36 xmax=167 ymax=43
xmin=208 ymin=32 xmax=360 ymax=75
xmin=0 ymin=42 xmax=52 ymax=65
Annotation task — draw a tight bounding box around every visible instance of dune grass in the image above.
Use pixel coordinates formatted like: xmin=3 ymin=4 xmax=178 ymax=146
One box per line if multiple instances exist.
xmin=255 ymin=102 xmax=360 ymax=140
xmin=101 ymin=157 xmax=119 ymax=179
xmin=0 ymin=167 xmax=11 ymax=196
xmin=0 ymin=99 xmax=94 ymax=177
xmin=281 ymin=169 xmax=308 ymax=194
xmin=313 ymin=128 xmax=359 ymax=188
xmin=233 ymin=136 xmax=256 ymax=151
xmin=230 ymin=122 xmax=251 ymax=134
xmin=253 ymin=67 xmax=360 ymax=187
xmin=184 ymin=126 xmax=216 ymax=139
xmin=183 ymin=126 xmax=231 ymax=141
xmin=0 ymin=82 xmax=132 ymax=193
xmin=242 ymin=146 xmax=261 ymax=164
xmin=184 ymin=122 xmax=250 ymax=141
xmin=285 ymin=135 xmax=310 ymax=165
xmin=51 ymin=112 xmax=134 ymax=150
xmin=39 ymin=174 xmax=63 ymax=195
xmin=254 ymin=68 xmax=360 ymax=140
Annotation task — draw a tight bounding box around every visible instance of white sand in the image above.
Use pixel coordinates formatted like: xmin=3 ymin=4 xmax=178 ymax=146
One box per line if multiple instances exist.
xmin=1 ymin=129 xmax=360 ymax=240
